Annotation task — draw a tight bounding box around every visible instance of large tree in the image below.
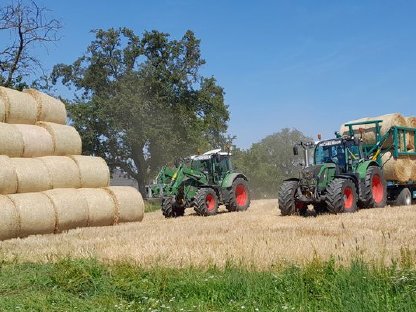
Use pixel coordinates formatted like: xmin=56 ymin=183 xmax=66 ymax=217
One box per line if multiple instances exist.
xmin=0 ymin=0 xmax=61 ymax=89
xmin=233 ymin=128 xmax=312 ymax=198
xmin=52 ymin=28 xmax=229 ymax=194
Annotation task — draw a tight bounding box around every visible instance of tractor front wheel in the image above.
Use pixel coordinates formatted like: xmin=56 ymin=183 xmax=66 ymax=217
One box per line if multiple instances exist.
xmin=278 ymin=180 xmax=307 ymax=216
xmin=162 ymin=198 xmax=185 ymax=218
xmin=359 ymin=166 xmax=387 ymax=208
xmin=226 ymin=178 xmax=250 ymax=212
xmin=325 ymin=178 xmax=358 ymax=213
xmin=194 ymin=188 xmax=219 ymax=216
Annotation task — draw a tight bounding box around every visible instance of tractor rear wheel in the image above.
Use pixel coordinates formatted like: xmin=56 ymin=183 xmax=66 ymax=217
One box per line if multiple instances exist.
xmin=325 ymin=178 xmax=358 ymax=213
xmin=278 ymin=180 xmax=307 ymax=216
xmin=226 ymin=178 xmax=250 ymax=212
xmin=194 ymin=188 xmax=219 ymax=216
xmin=359 ymin=166 xmax=387 ymax=208
xmin=162 ymin=198 xmax=185 ymax=218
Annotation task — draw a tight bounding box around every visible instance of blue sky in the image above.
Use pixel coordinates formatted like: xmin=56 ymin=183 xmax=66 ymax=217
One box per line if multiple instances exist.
xmin=10 ymin=0 xmax=416 ymax=148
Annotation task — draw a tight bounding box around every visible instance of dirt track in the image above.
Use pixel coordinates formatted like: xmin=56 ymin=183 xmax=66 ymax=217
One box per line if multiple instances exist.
xmin=1 ymin=199 xmax=415 ymax=269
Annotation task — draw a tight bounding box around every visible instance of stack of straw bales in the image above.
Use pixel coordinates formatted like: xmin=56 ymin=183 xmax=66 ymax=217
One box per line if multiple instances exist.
xmin=0 ymin=87 xmax=144 ymax=241
xmin=340 ymin=113 xmax=416 ymax=182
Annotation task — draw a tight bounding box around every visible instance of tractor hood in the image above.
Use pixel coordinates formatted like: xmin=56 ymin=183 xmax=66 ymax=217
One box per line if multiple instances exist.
xmin=301 ymin=165 xmax=324 ymax=180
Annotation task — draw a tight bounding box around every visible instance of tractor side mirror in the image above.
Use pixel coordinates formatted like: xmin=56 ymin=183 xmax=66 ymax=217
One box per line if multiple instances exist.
xmin=293 ymin=145 xmax=299 ymax=156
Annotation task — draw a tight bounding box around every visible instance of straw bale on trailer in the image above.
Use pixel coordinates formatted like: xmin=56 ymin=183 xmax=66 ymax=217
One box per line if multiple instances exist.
xmin=406 ymin=117 xmax=416 ymax=150
xmin=340 ymin=113 xmax=407 ymax=145
xmin=104 ymin=186 xmax=144 ymax=223
xmin=11 ymin=158 xmax=52 ymax=193
xmin=78 ymin=188 xmax=116 ymax=226
xmin=0 ymin=156 xmax=17 ymax=194
xmin=36 ymin=122 xmax=82 ymax=155
xmin=381 ymin=152 xmax=412 ymax=182
xmin=8 ymin=193 xmax=55 ymax=238
xmin=39 ymin=156 xmax=81 ymax=189
xmin=15 ymin=124 xmax=54 ymax=157
xmin=70 ymin=155 xmax=110 ymax=188
xmin=23 ymin=89 xmax=67 ymax=124
xmin=0 ymin=195 xmax=19 ymax=240
xmin=0 ymin=123 xmax=24 ymax=157
xmin=43 ymin=188 xmax=88 ymax=233
xmin=0 ymin=86 xmax=37 ymax=124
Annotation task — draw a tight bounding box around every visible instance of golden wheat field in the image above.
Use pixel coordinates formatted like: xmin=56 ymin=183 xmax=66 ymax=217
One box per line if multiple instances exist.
xmin=0 ymin=199 xmax=415 ymax=269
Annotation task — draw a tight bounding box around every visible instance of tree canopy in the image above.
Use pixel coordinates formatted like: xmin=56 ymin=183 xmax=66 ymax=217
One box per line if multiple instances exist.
xmin=51 ymin=28 xmax=230 ymax=194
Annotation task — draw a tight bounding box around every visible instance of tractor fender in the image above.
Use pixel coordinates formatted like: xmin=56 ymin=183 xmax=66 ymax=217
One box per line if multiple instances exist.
xmin=221 ymin=173 xmax=248 ymax=188
xmin=333 ymin=174 xmax=359 ymax=190
xmin=356 ymin=160 xmax=380 ymax=180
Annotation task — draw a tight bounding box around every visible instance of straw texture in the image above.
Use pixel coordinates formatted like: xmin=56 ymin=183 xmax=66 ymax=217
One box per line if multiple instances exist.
xmin=0 ymin=195 xmax=19 ymax=240
xmin=23 ymin=89 xmax=67 ymax=124
xmin=70 ymin=155 xmax=110 ymax=188
xmin=11 ymin=158 xmax=52 ymax=193
xmin=406 ymin=117 xmax=416 ymax=150
xmin=381 ymin=152 xmax=412 ymax=182
xmin=0 ymin=91 xmax=6 ymax=122
xmin=36 ymin=122 xmax=82 ymax=155
xmin=43 ymin=188 xmax=88 ymax=232
xmin=15 ymin=124 xmax=54 ymax=157
xmin=78 ymin=188 xmax=116 ymax=226
xmin=0 ymin=155 xmax=18 ymax=194
xmin=104 ymin=186 xmax=144 ymax=223
xmin=0 ymin=86 xmax=37 ymax=124
xmin=8 ymin=192 xmax=55 ymax=238
xmin=0 ymin=122 xmax=24 ymax=157
xmin=39 ymin=156 xmax=81 ymax=189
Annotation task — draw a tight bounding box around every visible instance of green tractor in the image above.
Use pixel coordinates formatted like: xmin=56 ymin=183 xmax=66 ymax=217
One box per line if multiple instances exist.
xmin=150 ymin=149 xmax=250 ymax=217
xmin=278 ymin=122 xmax=390 ymax=215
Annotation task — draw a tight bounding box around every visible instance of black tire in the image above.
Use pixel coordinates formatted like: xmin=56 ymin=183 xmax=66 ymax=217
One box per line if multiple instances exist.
xmin=278 ymin=180 xmax=307 ymax=216
xmin=162 ymin=197 xmax=175 ymax=218
xmin=226 ymin=178 xmax=251 ymax=212
xmin=162 ymin=198 xmax=185 ymax=218
xmin=194 ymin=188 xmax=219 ymax=216
xmin=359 ymin=166 xmax=387 ymax=208
xmin=394 ymin=188 xmax=412 ymax=206
xmin=325 ymin=178 xmax=358 ymax=213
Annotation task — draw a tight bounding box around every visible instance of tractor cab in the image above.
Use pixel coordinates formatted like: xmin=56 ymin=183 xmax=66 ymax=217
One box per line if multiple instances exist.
xmin=313 ymin=137 xmax=363 ymax=173
xmin=190 ymin=149 xmax=233 ymax=184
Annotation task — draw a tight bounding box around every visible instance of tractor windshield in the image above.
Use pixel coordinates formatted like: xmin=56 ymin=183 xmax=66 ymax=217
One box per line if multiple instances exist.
xmin=314 ymin=139 xmax=346 ymax=168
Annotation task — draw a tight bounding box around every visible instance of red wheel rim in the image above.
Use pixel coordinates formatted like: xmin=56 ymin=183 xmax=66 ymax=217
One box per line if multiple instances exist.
xmin=206 ymin=194 xmax=216 ymax=211
xmin=235 ymin=184 xmax=248 ymax=206
xmin=372 ymin=175 xmax=383 ymax=203
xmin=343 ymin=187 xmax=353 ymax=209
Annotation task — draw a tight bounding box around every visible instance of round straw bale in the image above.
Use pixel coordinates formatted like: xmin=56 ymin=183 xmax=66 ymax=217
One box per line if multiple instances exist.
xmin=104 ymin=186 xmax=144 ymax=223
xmin=70 ymin=155 xmax=110 ymax=188
xmin=0 ymin=195 xmax=19 ymax=240
xmin=39 ymin=156 xmax=81 ymax=189
xmin=406 ymin=117 xmax=416 ymax=150
xmin=11 ymin=158 xmax=52 ymax=193
xmin=0 ymin=91 xmax=6 ymax=122
xmin=15 ymin=124 xmax=54 ymax=157
xmin=43 ymin=188 xmax=88 ymax=232
xmin=78 ymin=188 xmax=116 ymax=226
xmin=23 ymin=89 xmax=67 ymax=124
xmin=0 ymin=86 xmax=37 ymax=124
xmin=36 ymin=122 xmax=82 ymax=155
xmin=381 ymin=152 xmax=412 ymax=182
xmin=0 ymin=155 xmax=17 ymax=194
xmin=8 ymin=192 xmax=55 ymax=238
xmin=0 ymin=122 xmax=24 ymax=157
xmin=340 ymin=113 xmax=407 ymax=146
